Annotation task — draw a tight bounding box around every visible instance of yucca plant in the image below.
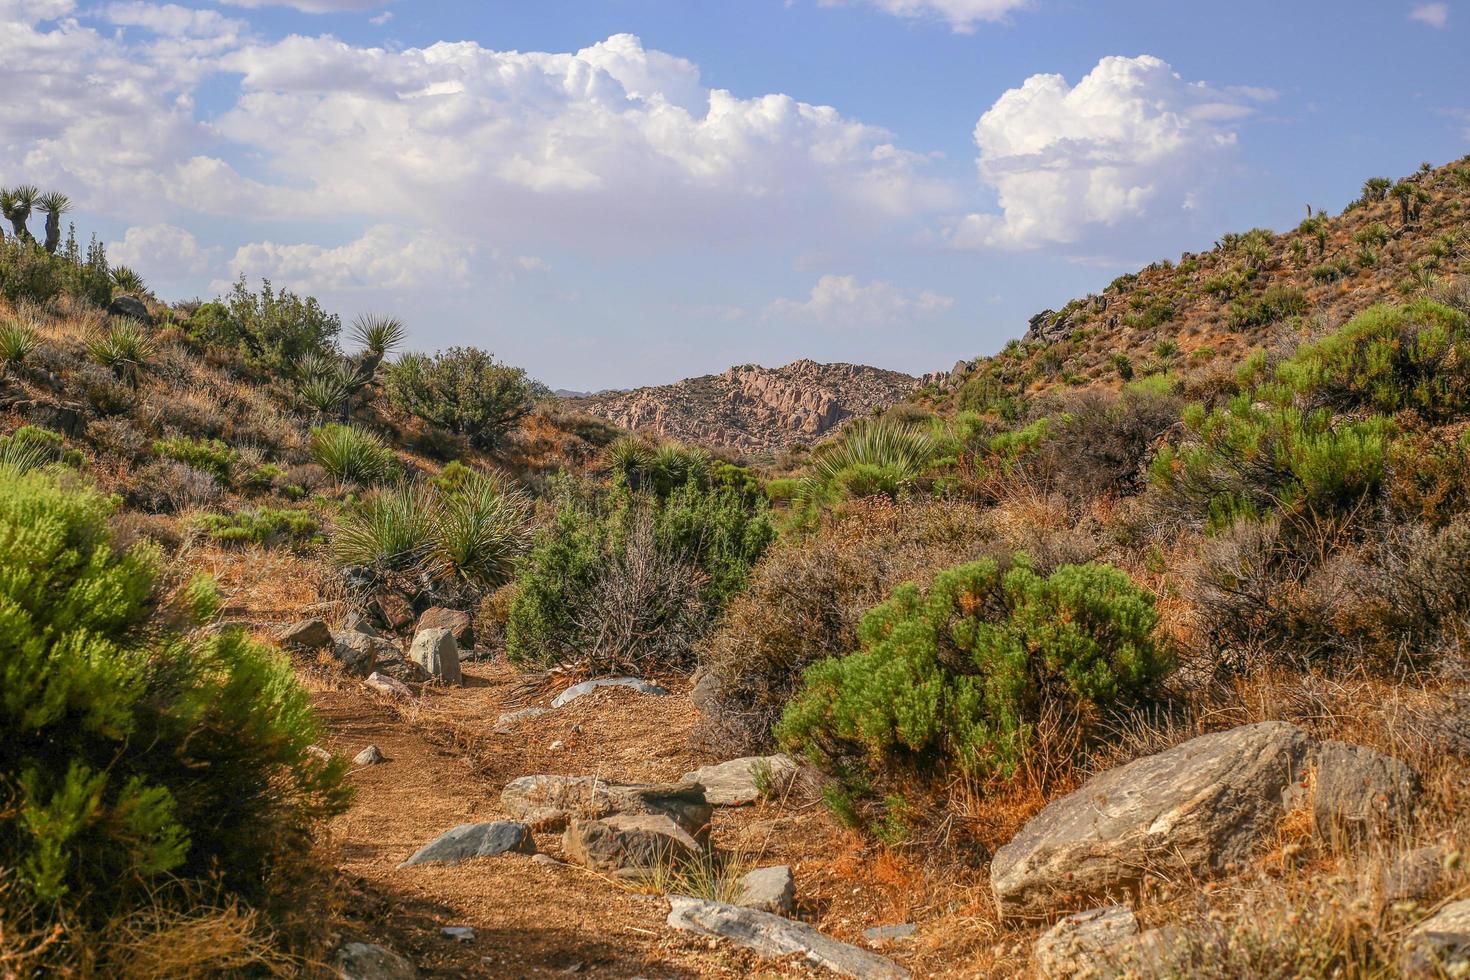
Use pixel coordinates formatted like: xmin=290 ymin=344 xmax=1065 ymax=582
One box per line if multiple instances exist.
xmin=0 ymin=320 xmax=39 ymax=373
xmin=85 ymin=319 xmax=154 ymax=387
xmin=1 ymin=185 xmax=38 ymax=241
xmin=431 ymin=471 xmax=531 ymax=586
xmin=808 ymin=420 xmax=936 ymax=498
xmin=310 ymin=423 xmax=395 ymax=486
xmin=350 ymin=313 xmax=407 ymax=361
xmin=36 ymin=191 xmax=71 ymax=254
xmin=331 ymin=480 xmax=437 ymax=572
xmin=607 ymin=436 xmax=653 ymax=487
xmin=299 ymin=372 xmax=351 ymax=423
xmin=110 ymin=265 xmax=148 ymax=296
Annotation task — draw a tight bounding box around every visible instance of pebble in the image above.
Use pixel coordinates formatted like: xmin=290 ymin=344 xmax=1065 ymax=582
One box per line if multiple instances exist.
xmin=442 ymin=926 xmax=475 ymax=942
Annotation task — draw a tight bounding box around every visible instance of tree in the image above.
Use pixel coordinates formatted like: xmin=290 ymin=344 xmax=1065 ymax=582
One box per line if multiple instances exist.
xmin=1 ymin=186 xmax=38 ymax=241
xmin=1361 ymin=177 xmax=1392 ymax=204
xmin=385 ymin=346 xmax=542 ymax=449
xmin=37 ymin=192 xmax=71 ymax=255
xmin=203 ymin=276 xmax=341 ymax=371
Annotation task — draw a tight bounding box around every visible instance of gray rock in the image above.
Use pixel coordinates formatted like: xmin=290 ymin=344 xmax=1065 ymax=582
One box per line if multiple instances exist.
xmin=417 ymin=606 xmax=474 ymax=648
xmin=332 ymin=631 xmax=397 ymax=677
xmin=689 ymin=669 xmax=722 ymax=716
xmin=353 ymin=745 xmax=387 ymax=766
xmin=372 ymin=652 xmax=430 ymax=683
xmin=682 ymin=755 xmax=798 ymax=806
xmin=551 ymin=676 xmax=669 ymax=708
xmin=334 ymin=941 xmax=417 ymax=979
xmin=501 ymin=775 xmax=712 ymax=836
xmin=735 ymin=866 xmax=796 ymax=914
xmin=365 ymin=672 xmax=413 ymax=698
xmin=1104 ymin=926 xmax=1194 ymax=978
xmin=409 ymin=627 xmax=462 ymax=685
xmin=1034 ymin=906 xmax=1138 ymax=979
xmin=441 ymin=926 xmax=475 ymax=942
xmin=667 ymin=897 xmax=909 ymax=979
xmin=398 ymin=821 xmax=534 ymax=868
xmin=1400 ymin=899 xmax=1470 ymax=977
xmin=562 ymin=814 xmax=701 ymax=873
xmin=494 ymin=707 xmax=547 ymax=731
xmin=1377 ymin=845 xmax=1454 ymax=903
xmin=991 ymin=722 xmax=1315 ymax=918
xmin=107 ymin=295 xmax=151 ymax=323
xmin=307 ymin=745 xmax=333 ymax=762
xmin=1313 ymin=740 xmax=1418 ymax=840
xmin=863 ymin=923 xmax=917 ymax=945
xmin=343 ymin=611 xmax=379 ymax=636
xmin=275 ymin=618 xmax=332 ymax=651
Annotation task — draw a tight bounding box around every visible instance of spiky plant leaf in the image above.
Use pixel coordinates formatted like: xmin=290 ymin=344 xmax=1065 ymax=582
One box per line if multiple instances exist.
xmin=0 ymin=321 xmax=39 ymax=366
xmin=110 ymin=266 xmax=148 ymax=295
xmin=350 ymin=314 xmax=407 ymax=357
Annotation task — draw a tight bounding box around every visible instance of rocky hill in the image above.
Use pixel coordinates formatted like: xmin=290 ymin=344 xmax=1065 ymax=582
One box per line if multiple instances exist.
xmin=568 ymin=358 xmax=919 ymax=455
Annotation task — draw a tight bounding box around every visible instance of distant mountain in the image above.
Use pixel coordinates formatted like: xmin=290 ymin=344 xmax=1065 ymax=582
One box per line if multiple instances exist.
xmin=566 ymin=359 xmax=919 ymax=455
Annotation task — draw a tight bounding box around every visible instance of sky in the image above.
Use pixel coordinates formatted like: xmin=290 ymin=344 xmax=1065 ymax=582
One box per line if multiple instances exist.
xmin=1 ymin=1 xmax=1466 ymax=390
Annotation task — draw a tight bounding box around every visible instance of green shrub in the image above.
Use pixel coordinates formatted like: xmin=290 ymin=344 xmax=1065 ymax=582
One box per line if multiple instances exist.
xmin=153 ymin=435 xmax=237 ymax=482
xmin=1228 ymin=285 xmax=1308 ymax=330
xmin=1311 ymin=257 xmax=1354 ymax=283
xmin=798 ymin=421 xmax=935 ymax=515
xmin=310 ymin=423 xmax=396 ymax=486
xmin=85 ymin=319 xmax=154 ymax=386
xmin=197 ymin=277 xmax=340 ymax=372
xmin=385 ymin=347 xmax=541 ymax=449
xmin=0 ymin=426 xmax=82 ymax=470
xmin=0 ymin=465 xmax=348 ymax=930
xmin=776 ymin=556 xmax=1169 ymax=787
xmin=191 ymin=506 xmax=320 ymax=549
xmin=0 ymin=320 xmax=38 ymax=368
xmin=331 ymin=481 xmax=437 ymax=572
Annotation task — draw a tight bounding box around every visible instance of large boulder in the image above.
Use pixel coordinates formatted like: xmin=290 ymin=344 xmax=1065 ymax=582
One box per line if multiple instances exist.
xmin=562 ymin=813 xmax=700 ymax=874
xmin=551 ymin=676 xmax=669 ymax=708
xmin=416 ymin=606 xmax=474 ymax=648
xmin=408 ymin=627 xmax=462 ymax=685
xmin=1400 ymin=899 xmax=1470 ymax=977
xmin=681 ymin=755 xmax=798 ymax=806
xmin=334 ymin=941 xmax=417 ymax=979
xmin=1313 ymin=740 xmax=1418 ymax=840
xmin=501 ymin=775 xmax=711 ymax=836
xmin=667 ymin=897 xmax=909 ymax=979
xmin=275 ymin=618 xmax=332 ymax=651
xmin=398 ymin=821 xmax=534 ymax=868
xmin=991 ymin=722 xmax=1315 ymax=918
xmin=107 ymin=295 xmax=151 ymax=323
xmin=1033 ymin=906 xmax=1138 ymax=979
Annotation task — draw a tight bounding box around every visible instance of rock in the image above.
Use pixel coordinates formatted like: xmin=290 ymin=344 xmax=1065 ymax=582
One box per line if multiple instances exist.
xmin=494 ymin=707 xmax=547 ymax=731
xmin=441 ymin=927 xmax=475 ymax=942
xmin=1377 ymin=845 xmax=1454 ymax=903
xmin=107 ymin=295 xmax=151 ymax=323
xmin=417 ymin=606 xmax=474 ymax=648
xmin=1400 ymin=899 xmax=1470 ymax=977
xmin=331 ymin=631 xmax=395 ymax=677
xmin=343 ymin=611 xmax=379 ymax=637
xmin=667 ymin=897 xmax=909 ymax=979
xmin=531 ymin=853 xmax=561 ymax=867
xmin=551 ymin=676 xmax=669 ymax=708
xmin=1034 ymin=906 xmax=1139 ymax=979
xmin=1313 ymin=740 xmax=1418 ymax=840
xmin=501 ymin=775 xmax=712 ymax=836
xmin=398 ymin=821 xmax=535 ymax=868
xmin=409 ymin=627 xmax=462 ymax=685
xmin=991 ymin=722 xmax=1315 ymax=918
xmin=863 ymin=923 xmax=917 ymax=946
xmin=562 ymin=814 xmax=701 ymax=874
xmin=689 ymin=669 xmax=722 ymax=716
xmin=334 ymin=941 xmax=417 ymax=979
xmin=307 ymin=745 xmax=333 ymax=762
xmin=372 ymin=652 xmax=430 ymax=683
xmin=548 ymin=740 xmax=565 ymax=752
xmin=372 ymin=591 xmax=415 ymax=632
xmin=365 ymin=672 xmax=413 ymax=698
xmin=734 ymin=866 xmax=795 ymax=915
xmin=1105 ymin=926 xmax=1194 ymax=978
xmin=275 ymin=618 xmax=332 ymax=651
xmin=20 ymin=400 xmax=84 ymax=436
xmin=681 ymin=755 xmax=798 ymax=806
xmin=353 ymin=745 xmax=387 ymax=766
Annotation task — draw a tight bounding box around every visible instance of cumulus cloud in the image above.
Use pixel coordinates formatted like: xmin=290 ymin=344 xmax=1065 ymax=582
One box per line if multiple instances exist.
xmin=219 ymin=0 xmax=388 ymax=12
xmin=110 ymin=223 xmax=217 ymax=279
xmin=225 ymin=225 xmax=473 ymax=291
xmin=767 ymin=274 xmax=954 ymax=326
xmin=819 ymin=0 xmax=1029 ymax=32
xmin=948 ymin=55 xmax=1264 ymax=250
xmin=102 ymin=2 xmax=246 ymax=37
xmin=1410 ymin=2 xmax=1450 ymax=27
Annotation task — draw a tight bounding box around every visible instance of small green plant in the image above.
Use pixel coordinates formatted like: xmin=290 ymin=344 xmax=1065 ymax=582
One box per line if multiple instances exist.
xmin=310 ymin=424 xmax=396 ymax=486
xmin=800 ymin=421 xmax=936 ymax=509
xmin=85 ymin=319 xmax=153 ymax=386
xmin=109 ymin=265 xmax=147 ymax=295
xmin=191 ymin=506 xmax=320 ymax=549
xmin=0 ymin=426 xmax=81 ymax=470
xmin=0 ymin=320 xmax=38 ymax=369
xmin=154 ymin=435 xmax=237 ymax=482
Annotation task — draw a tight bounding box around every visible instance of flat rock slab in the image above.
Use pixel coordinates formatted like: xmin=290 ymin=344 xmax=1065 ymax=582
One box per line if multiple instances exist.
xmin=398 ymin=821 xmax=534 ymax=868
xmin=667 ymin=897 xmax=909 ymax=979
xmin=563 ymin=814 xmax=700 ymax=873
xmin=735 ymin=865 xmax=796 ymax=914
xmin=365 ymin=672 xmax=413 ymax=698
xmin=551 ymin=677 xmax=670 ymax=708
xmin=409 ymin=627 xmax=462 ymax=685
xmin=991 ymin=721 xmax=1315 ymax=918
xmin=417 ymin=606 xmax=474 ymax=648
xmin=682 ymin=755 xmax=798 ymax=806
xmin=863 ymin=923 xmax=917 ymax=945
xmin=1400 ymin=899 xmax=1470 ymax=977
xmin=501 ymin=774 xmax=712 ymax=836
xmin=334 ymin=941 xmax=417 ymax=979
xmin=494 ymin=707 xmax=548 ymax=731
xmin=1034 ymin=906 xmax=1138 ymax=979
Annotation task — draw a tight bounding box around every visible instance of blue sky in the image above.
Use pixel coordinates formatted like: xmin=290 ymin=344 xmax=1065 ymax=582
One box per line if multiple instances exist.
xmin=2 ymin=1 xmax=1466 ymax=389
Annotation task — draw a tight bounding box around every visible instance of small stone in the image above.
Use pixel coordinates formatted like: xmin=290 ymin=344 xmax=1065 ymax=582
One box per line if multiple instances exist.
xmin=334 ymin=941 xmax=417 ymax=979
xmin=399 ymin=821 xmax=535 ymax=868
xmin=275 ymin=618 xmax=332 ymax=651
xmin=417 ymin=606 xmax=474 ymax=648
xmin=342 ymin=611 xmax=379 ymax=637
xmin=353 ymin=745 xmax=387 ymax=766
xmin=306 ymin=745 xmax=333 ymax=762
xmin=549 ymin=740 xmax=565 ymax=751
xmin=682 ymin=755 xmax=798 ymax=806
xmin=863 ymin=923 xmax=917 ymax=945
xmin=409 ymin=627 xmax=462 ymax=685
xmin=735 ymin=866 xmax=796 ymax=915
xmin=1034 ymin=906 xmax=1139 ymax=979
xmin=373 ymin=591 xmax=415 ymax=631
xmin=550 ymin=676 xmax=669 ymax=708
xmin=365 ymin=672 xmax=413 ymax=698
xmin=531 ymin=854 xmax=561 ymax=867
xmin=495 ymin=707 xmax=548 ymax=730
xmin=441 ymin=927 xmax=475 ymax=943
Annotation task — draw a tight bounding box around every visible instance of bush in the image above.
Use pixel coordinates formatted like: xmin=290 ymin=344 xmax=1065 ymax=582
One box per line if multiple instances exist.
xmin=198 ymin=277 xmax=340 ymax=372
xmin=191 ymin=506 xmax=320 ymax=549
xmin=776 ymin=556 xmax=1169 ymax=789
xmin=310 ymin=423 xmax=396 ymax=486
xmin=0 ymin=426 xmax=82 ymax=469
xmin=86 ymin=319 xmax=154 ymax=386
xmin=0 ymin=465 xmax=348 ymax=934
xmin=0 ymin=319 xmax=38 ymax=368
xmin=385 ymin=347 xmax=540 ymax=449
xmin=153 ymin=435 xmax=237 ymax=482
xmin=128 ymin=460 xmax=221 ymax=514
xmin=797 ymin=421 xmax=935 ymax=516
xmin=1228 ymin=285 xmax=1307 ymax=330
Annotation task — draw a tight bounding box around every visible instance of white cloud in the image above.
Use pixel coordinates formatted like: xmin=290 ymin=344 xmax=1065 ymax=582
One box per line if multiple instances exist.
xmin=219 ymin=0 xmax=387 ymax=12
xmin=225 ymin=225 xmax=473 ymax=291
xmin=767 ymin=274 xmax=953 ymax=326
xmin=110 ymin=223 xmax=217 ymax=278
xmin=369 ymin=11 xmax=392 ymax=26
xmin=819 ymin=0 xmax=1029 ymax=32
xmin=948 ymin=55 xmax=1263 ymax=250
xmin=1410 ymin=2 xmax=1449 ymax=28
xmin=102 ymin=2 xmax=245 ymax=37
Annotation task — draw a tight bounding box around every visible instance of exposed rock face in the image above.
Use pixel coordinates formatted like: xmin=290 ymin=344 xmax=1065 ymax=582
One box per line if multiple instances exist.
xmin=562 ymin=814 xmax=700 ymax=873
xmin=500 ymin=775 xmax=712 ymax=836
xmin=666 ymin=897 xmax=910 ymax=979
xmin=681 ymin=755 xmax=798 ymax=806
xmin=569 ymin=359 xmax=919 ymax=454
xmin=991 ymin=722 xmax=1316 ymax=918
xmin=1313 ymin=740 xmax=1418 ymax=840
xmin=398 ymin=821 xmax=534 ymax=868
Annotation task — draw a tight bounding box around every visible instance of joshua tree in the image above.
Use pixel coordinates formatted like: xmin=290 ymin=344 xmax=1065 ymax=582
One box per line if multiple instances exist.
xmin=1391 ymin=182 xmax=1416 ymax=226
xmin=1 ymin=185 xmax=39 ymax=241
xmin=37 ymin=192 xmax=72 ymax=254
xmin=349 ymin=314 xmax=407 ymax=388
xmin=1361 ymin=177 xmax=1392 ymax=204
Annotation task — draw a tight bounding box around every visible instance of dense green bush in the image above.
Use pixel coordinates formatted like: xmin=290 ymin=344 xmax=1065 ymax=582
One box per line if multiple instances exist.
xmin=385 ymin=347 xmax=542 ymax=449
xmin=1228 ymin=284 xmax=1307 ymax=330
xmin=154 ymin=434 xmax=237 ymax=482
xmin=0 ymin=234 xmax=110 ymax=308
xmin=0 ymin=426 xmax=82 ymax=470
xmin=776 ymin=556 xmax=1169 ymax=784
xmin=0 ymin=465 xmax=347 ymax=928
xmin=310 ymin=423 xmax=396 ymax=486
xmin=191 ymin=506 xmax=320 ymax=549
xmin=195 ymin=277 xmax=340 ymax=372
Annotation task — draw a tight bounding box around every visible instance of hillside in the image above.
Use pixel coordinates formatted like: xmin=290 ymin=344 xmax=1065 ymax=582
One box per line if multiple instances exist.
xmin=920 ymin=158 xmax=1470 ymax=411
xmin=569 ymin=358 xmax=918 ymax=455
